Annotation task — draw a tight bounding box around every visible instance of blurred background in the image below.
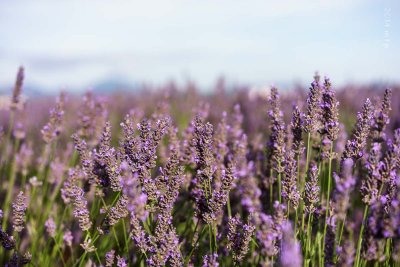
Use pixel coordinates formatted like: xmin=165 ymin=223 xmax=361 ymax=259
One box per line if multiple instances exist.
xmin=0 ymin=0 xmax=399 ymax=95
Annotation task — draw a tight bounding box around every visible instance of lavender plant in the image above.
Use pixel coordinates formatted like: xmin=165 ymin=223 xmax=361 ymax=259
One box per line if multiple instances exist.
xmin=0 ymin=68 xmax=399 ymax=267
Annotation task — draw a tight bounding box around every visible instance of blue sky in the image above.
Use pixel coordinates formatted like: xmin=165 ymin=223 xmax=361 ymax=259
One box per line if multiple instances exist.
xmin=0 ymin=0 xmax=399 ymax=92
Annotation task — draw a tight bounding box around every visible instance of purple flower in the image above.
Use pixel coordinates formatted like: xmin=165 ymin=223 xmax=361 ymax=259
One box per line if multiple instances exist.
xmin=361 ymin=143 xmax=381 ymax=205
xmin=332 ymin=159 xmax=356 ymax=220
xmin=10 ymin=66 xmax=24 ymax=110
xmin=41 ymin=92 xmax=65 ymax=144
xmin=105 ymin=250 xmax=115 ymax=267
xmin=227 ymin=214 xmax=255 ymax=264
xmin=0 ymin=229 xmax=15 ymax=250
xmin=265 ymin=87 xmax=286 ymax=187
xmin=12 ymin=191 xmax=27 ymax=232
xmin=63 ymin=230 xmax=73 ymax=247
xmin=202 ymin=253 xmax=219 ymax=267
xmin=116 ymin=255 xmax=127 ymax=267
xmin=319 ymin=77 xmax=340 ymax=141
xmin=305 ymin=162 xmax=320 ymax=214
xmin=282 ymin=150 xmax=301 ymax=209
xmin=291 ymin=105 xmax=304 ymax=155
xmin=304 ymin=77 xmax=322 ymax=134
xmin=371 ymin=88 xmax=392 ymax=142
xmin=280 ymin=222 xmax=302 ymax=267
xmin=342 ymin=98 xmax=373 ymax=162
xmin=45 ymin=217 xmax=56 ymax=238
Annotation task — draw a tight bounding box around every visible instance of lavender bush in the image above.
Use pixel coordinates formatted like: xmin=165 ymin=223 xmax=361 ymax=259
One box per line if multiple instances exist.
xmin=0 ymin=68 xmax=399 ymax=266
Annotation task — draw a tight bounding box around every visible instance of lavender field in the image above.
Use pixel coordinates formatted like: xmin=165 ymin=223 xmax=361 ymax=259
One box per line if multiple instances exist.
xmin=0 ymin=67 xmax=399 ymax=267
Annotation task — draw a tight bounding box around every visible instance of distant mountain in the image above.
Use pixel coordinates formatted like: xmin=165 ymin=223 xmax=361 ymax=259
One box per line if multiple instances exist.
xmin=0 ymin=83 xmax=47 ymax=98
xmin=90 ymin=77 xmax=140 ymax=94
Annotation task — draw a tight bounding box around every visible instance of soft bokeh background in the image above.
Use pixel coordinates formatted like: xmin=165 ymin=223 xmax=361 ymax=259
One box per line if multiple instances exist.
xmin=0 ymin=0 xmax=399 ymax=93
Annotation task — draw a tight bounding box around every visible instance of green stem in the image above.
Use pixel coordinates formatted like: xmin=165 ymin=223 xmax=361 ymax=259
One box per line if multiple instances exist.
xmin=322 ymin=142 xmax=333 ymax=253
xmin=122 ymin=219 xmax=129 ymax=253
xmin=355 ymin=205 xmax=369 ymax=266
xmin=278 ymin=162 xmax=282 ymax=203
xmin=269 ymin=169 xmax=274 ymax=206
xmin=2 ymin=139 xmax=20 ymax=229
xmin=112 ymin=227 xmax=121 ymax=250
xmin=185 ymin=225 xmax=207 ymax=265
xmin=227 ymin=194 xmax=232 ymax=218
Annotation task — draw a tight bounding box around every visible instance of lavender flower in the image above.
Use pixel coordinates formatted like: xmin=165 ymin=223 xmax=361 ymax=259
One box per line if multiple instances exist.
xmin=265 ymin=87 xmax=286 ymax=187
xmin=342 ymin=98 xmax=373 ymax=161
xmin=63 ymin=230 xmax=73 ymax=247
xmin=305 ymin=162 xmax=320 ymax=214
xmin=70 ymin=186 xmax=92 ymax=231
xmin=81 ymin=239 xmax=96 ymax=253
xmin=304 ymin=77 xmax=322 ymax=133
xmin=191 ymin=116 xmax=217 ymax=223
xmin=280 ymin=222 xmax=302 ymax=267
xmin=319 ymin=77 xmax=340 ymax=141
xmin=371 ymin=88 xmax=392 ymax=142
xmin=41 ymin=92 xmax=65 ymax=143
xmin=202 ymin=253 xmax=219 ymax=267
xmin=324 ymin=210 xmax=337 ymax=267
xmin=10 ymin=66 xmax=24 ymax=110
xmin=7 ymin=251 xmax=32 ymax=266
xmin=227 ymin=214 xmax=255 ymax=264
xmin=91 ymin=121 xmax=122 ymax=191
xmin=116 ymin=255 xmax=127 ymax=267
xmin=105 ymin=250 xmax=115 ymax=267
xmin=136 ymin=117 xmax=170 ymax=206
xmin=362 ymin=196 xmax=387 ymax=261
xmin=331 ymin=159 xmax=356 ymax=220
xmin=0 ymin=229 xmax=15 ymax=250
xmin=45 ymin=217 xmax=56 ymax=238
xmin=291 ymin=105 xmax=304 ymax=156
xmin=105 ymin=194 xmax=129 ymax=226
xmin=273 ymin=200 xmax=287 ymax=235
xmin=337 ymin=240 xmax=355 ymax=267
xmin=256 ymin=213 xmax=279 ymax=262
xmin=77 ymin=91 xmax=108 ymax=143
xmin=282 ymin=150 xmax=301 ymax=209
xmin=129 ymin=212 xmax=150 ymax=254
xmin=361 ymin=143 xmax=381 ymax=205
xmin=202 ymin=163 xmax=235 ymax=223
xmin=12 ymin=191 xmax=27 ymax=232
xmin=380 ymin=129 xmax=400 ymax=209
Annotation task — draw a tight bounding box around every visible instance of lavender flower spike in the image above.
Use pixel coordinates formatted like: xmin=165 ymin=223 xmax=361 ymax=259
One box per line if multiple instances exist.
xmin=12 ymin=191 xmax=27 ymax=232
xmin=342 ymin=98 xmax=373 ymax=161
xmin=41 ymin=92 xmax=65 ymax=144
xmin=291 ymin=106 xmax=304 ymax=156
xmin=10 ymin=66 xmax=24 ymax=110
xmin=282 ymin=150 xmax=301 ymax=209
xmin=202 ymin=253 xmax=219 ymax=267
xmin=0 ymin=229 xmax=15 ymax=250
xmin=105 ymin=194 xmax=129 ymax=226
xmin=305 ymin=162 xmax=320 ymax=214
xmin=45 ymin=217 xmax=56 ymax=238
xmin=331 ymin=159 xmax=356 ymax=220
xmin=70 ymin=186 xmax=92 ymax=231
xmin=360 ymin=143 xmax=381 ymax=205
xmin=280 ymin=221 xmax=302 ymax=267
xmin=319 ymin=77 xmax=339 ymax=141
xmin=371 ymin=88 xmax=392 ymax=142
xmin=267 ymin=87 xmax=286 ymax=175
xmin=105 ymin=250 xmax=115 ymax=267
xmin=304 ymin=77 xmax=322 ymax=134
xmin=227 ymin=214 xmax=255 ymax=264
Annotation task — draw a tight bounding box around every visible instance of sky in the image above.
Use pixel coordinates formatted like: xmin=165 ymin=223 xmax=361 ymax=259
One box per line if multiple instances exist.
xmin=0 ymin=0 xmax=399 ymax=92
